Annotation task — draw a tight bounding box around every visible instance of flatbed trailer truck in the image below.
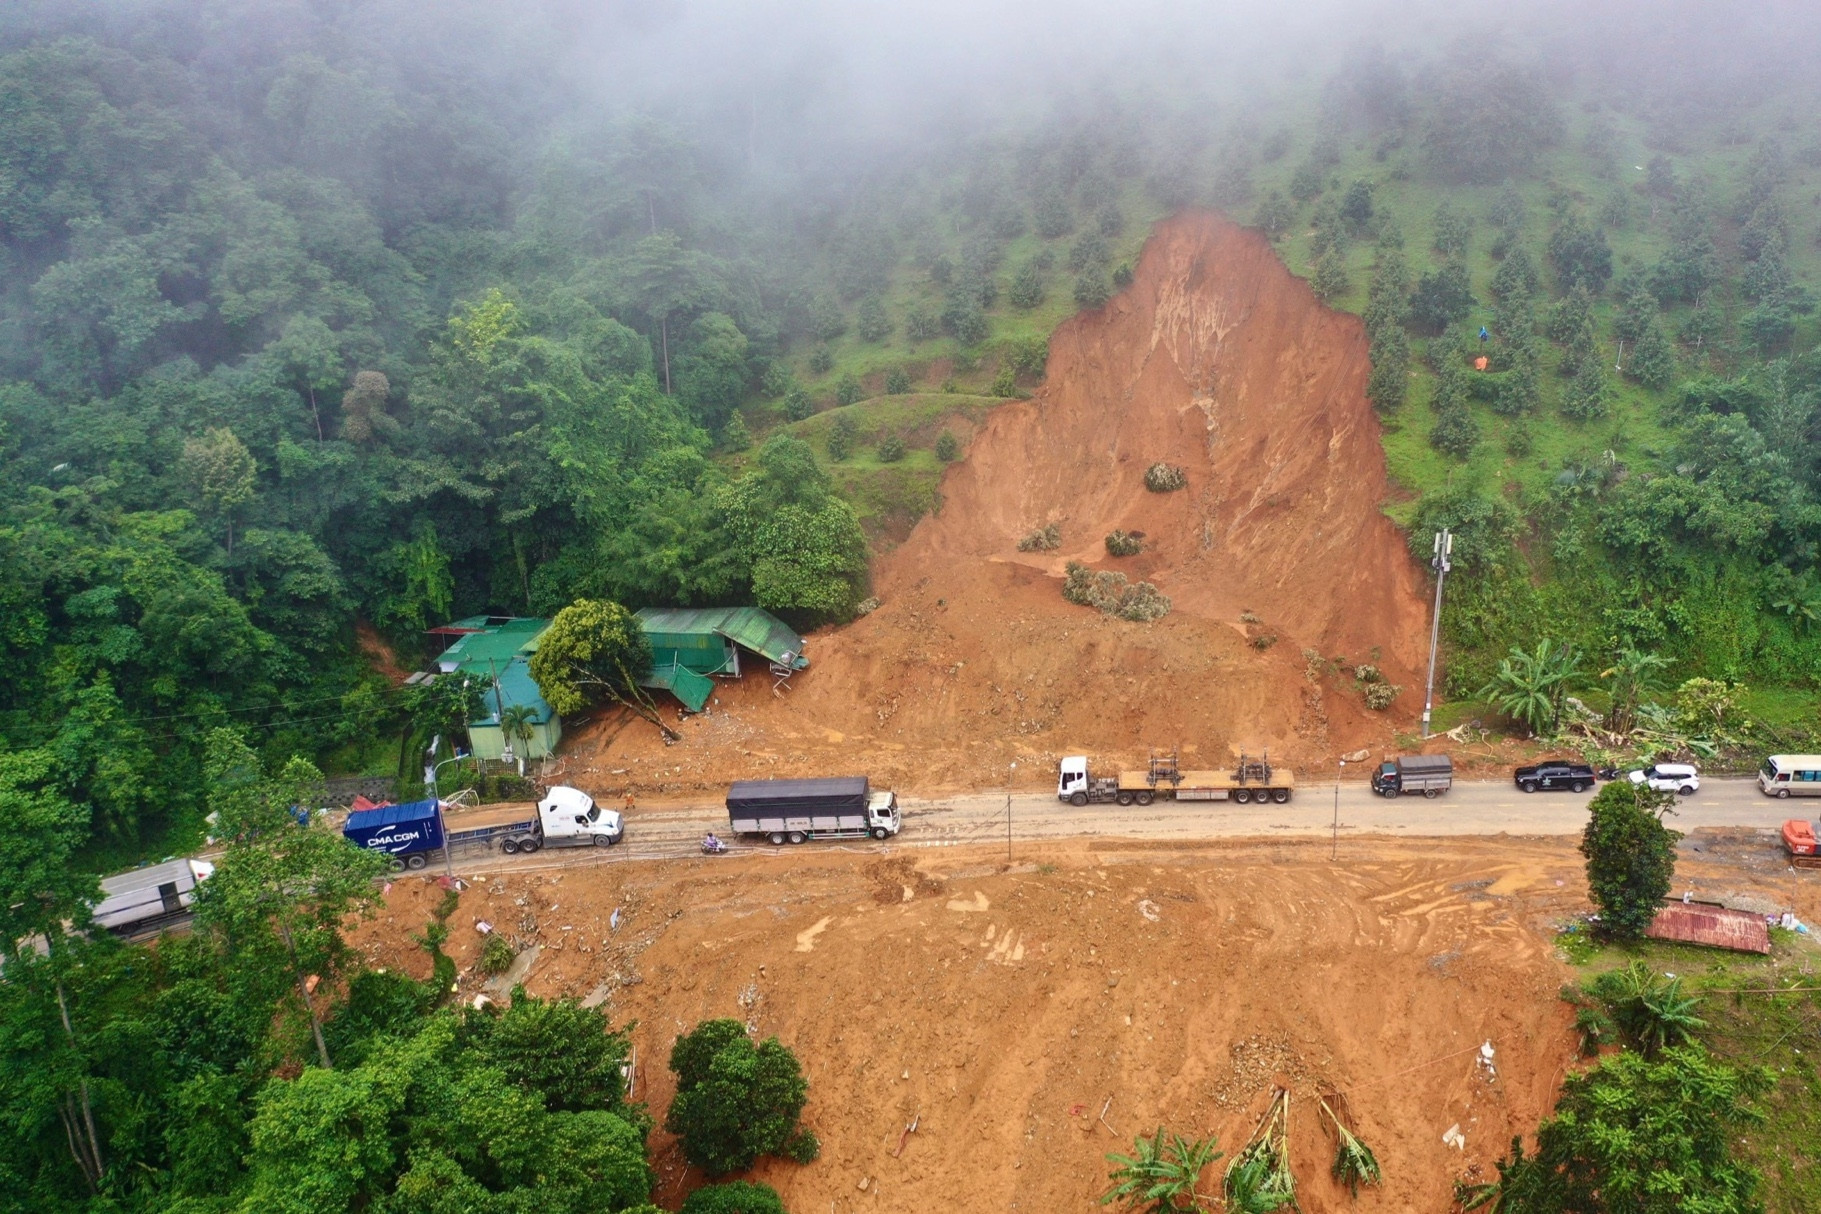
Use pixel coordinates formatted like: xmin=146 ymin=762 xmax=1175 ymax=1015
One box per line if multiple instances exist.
xmin=727 ymin=776 xmax=901 ymax=844
xmin=342 ymin=787 xmax=622 ymax=868
xmin=1057 ymin=752 xmax=1295 ymax=806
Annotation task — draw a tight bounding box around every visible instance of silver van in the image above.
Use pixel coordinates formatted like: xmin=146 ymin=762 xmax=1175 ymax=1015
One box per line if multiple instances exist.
xmin=1759 ymin=754 xmax=1821 ymax=797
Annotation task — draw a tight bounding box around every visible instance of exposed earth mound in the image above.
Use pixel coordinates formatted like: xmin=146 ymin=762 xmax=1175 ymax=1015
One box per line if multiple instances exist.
xmin=576 ymin=212 xmax=1430 ymax=794
xmin=355 ymin=837 xmax=1585 ymax=1213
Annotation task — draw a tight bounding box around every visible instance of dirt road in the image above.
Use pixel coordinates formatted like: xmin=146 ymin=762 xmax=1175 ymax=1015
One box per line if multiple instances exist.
xmin=448 ymin=777 xmax=1798 ymax=874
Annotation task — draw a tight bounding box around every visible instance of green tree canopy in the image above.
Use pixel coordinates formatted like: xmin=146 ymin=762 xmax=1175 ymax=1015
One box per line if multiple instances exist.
xmin=1579 ymin=778 xmax=1679 ymax=941
xmin=664 ymin=1019 xmax=813 ymax=1178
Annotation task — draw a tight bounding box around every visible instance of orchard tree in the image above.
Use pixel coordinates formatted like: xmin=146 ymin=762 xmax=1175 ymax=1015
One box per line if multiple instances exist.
xmin=665 ymin=1020 xmax=814 ymax=1177
xmin=1627 ymin=318 xmax=1676 ymax=390
xmin=1579 ymin=779 xmax=1678 ymax=940
xmin=1312 ymin=249 xmax=1349 ymax=302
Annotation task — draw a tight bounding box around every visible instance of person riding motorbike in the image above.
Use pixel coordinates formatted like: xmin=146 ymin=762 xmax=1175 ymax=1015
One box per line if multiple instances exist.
xmin=701 ymin=832 xmax=725 ymax=854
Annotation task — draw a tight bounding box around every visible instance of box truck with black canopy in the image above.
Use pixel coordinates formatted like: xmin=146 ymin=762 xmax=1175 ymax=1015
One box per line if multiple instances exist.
xmin=1370 ymin=754 xmax=1454 ymax=798
xmin=726 ymin=776 xmax=900 ymax=844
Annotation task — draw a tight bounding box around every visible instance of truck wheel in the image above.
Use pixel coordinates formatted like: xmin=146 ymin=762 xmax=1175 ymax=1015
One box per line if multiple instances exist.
xmin=389 ymin=858 xmax=406 ymax=872
xmin=1070 ymin=791 xmax=1089 ymax=807
xmin=872 ymin=827 xmax=889 ymax=839
xmin=1115 ymin=791 xmax=1134 ymax=806
xmin=1778 ymin=788 xmax=1791 ymax=799
xmin=501 ymin=839 xmax=519 ymax=855
xmin=519 ymin=839 xmax=541 ymax=854
xmin=787 ymin=831 xmax=806 ymax=845
xmin=1424 ymin=788 xmax=1441 ymax=799
xmin=593 ymin=834 xmax=613 ymax=847
xmin=1520 ymin=781 xmax=1538 ymax=793
xmin=769 ymin=832 xmax=787 ymax=845
xmin=1135 ymin=790 xmax=1154 ymax=806
xmin=1233 ymin=788 xmax=1251 ymax=804
xmin=1272 ymin=788 xmax=1291 ymax=804
xmin=405 ymin=854 xmax=428 ymax=870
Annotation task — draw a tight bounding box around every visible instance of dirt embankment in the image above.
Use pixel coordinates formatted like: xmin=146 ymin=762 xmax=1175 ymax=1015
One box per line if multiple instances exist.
xmin=572 ymin=212 xmax=1430 ymax=795
xmin=357 ymin=838 xmax=1587 ymax=1213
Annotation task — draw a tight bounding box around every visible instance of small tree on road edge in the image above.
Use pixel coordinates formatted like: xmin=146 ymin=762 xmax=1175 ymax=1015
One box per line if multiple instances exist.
xmin=1579 ymin=780 xmax=1679 ymax=940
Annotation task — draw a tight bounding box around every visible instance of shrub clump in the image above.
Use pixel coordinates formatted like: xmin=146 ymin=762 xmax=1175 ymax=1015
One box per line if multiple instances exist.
xmin=1354 ymin=663 xmax=1400 ymax=710
xmin=1144 ymin=462 xmax=1188 ymax=492
xmin=1017 ymin=523 xmax=1061 ymax=552
xmin=1062 ymin=561 xmax=1172 ymax=622
xmin=1104 ymin=530 xmax=1144 ymax=557
xmin=877 ymin=434 xmax=905 ymax=463
xmin=665 ymin=1019 xmax=815 ymax=1177
xmin=934 ymin=430 xmax=959 ymax=462
xmin=478 ymin=932 xmax=516 ymax=975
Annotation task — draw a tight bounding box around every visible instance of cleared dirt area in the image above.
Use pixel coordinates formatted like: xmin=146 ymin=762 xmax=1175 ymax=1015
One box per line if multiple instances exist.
xmin=572 ymin=212 xmax=1430 ymax=797
xmin=358 ymin=836 xmax=1605 ymax=1213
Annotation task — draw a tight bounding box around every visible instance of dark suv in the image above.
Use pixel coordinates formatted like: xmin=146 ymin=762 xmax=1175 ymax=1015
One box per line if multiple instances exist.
xmin=1514 ymin=760 xmax=1596 ymax=793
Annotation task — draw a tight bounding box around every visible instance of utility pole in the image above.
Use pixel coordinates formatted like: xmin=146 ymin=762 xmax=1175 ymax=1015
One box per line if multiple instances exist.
xmin=1006 ymin=762 xmax=1017 ymax=863
xmin=1420 ymin=528 xmax=1454 ymax=739
xmin=1332 ymin=759 xmax=1345 ymax=861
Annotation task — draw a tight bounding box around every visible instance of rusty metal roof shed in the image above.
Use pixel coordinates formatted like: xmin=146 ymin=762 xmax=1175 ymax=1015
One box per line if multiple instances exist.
xmin=1646 ymin=900 xmax=1771 ymax=954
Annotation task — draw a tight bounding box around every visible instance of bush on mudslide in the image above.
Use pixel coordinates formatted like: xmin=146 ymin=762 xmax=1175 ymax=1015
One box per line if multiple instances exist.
xmin=1105 ymin=530 xmax=1144 ymax=556
xmin=1144 ymin=462 xmax=1187 ymax=492
xmin=1018 ymin=523 xmax=1061 ymax=552
xmin=1063 ymin=561 xmax=1171 ymax=622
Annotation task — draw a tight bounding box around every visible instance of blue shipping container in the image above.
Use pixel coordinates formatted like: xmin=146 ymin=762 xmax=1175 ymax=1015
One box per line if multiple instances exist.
xmin=343 ymin=799 xmax=445 ymax=856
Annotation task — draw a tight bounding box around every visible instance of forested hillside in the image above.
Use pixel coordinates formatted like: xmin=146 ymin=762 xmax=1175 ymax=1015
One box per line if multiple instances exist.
xmin=3 ymin=0 xmax=1821 ymax=861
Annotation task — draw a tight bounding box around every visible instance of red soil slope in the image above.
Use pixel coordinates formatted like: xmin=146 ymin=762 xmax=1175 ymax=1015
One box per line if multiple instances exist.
xmin=574 ymin=212 xmax=1430 ymax=793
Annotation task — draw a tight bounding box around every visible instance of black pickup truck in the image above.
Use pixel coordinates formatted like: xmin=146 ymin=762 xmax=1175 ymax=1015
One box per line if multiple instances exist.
xmin=1513 ymin=760 xmax=1596 ymax=793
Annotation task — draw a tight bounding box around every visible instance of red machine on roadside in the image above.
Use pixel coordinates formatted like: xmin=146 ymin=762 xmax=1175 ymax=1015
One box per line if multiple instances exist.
xmin=1783 ymin=819 xmax=1820 ymax=869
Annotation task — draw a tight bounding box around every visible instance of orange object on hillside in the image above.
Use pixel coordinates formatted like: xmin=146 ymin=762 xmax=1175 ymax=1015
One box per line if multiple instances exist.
xmin=1473 ymin=355 xmax=1489 ymax=371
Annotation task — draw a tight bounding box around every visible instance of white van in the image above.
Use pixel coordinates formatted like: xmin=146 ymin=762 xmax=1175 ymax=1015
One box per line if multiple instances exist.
xmin=1759 ymin=754 xmax=1821 ymax=797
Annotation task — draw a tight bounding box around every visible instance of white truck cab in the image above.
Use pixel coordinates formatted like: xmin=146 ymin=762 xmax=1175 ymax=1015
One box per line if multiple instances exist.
xmin=867 ymin=790 xmax=901 ymax=835
xmin=1058 ymin=756 xmax=1090 ymax=799
xmin=536 ymin=785 xmax=624 ymax=846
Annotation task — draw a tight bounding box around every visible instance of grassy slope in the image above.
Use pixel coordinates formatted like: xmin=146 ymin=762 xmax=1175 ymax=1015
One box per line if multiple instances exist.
xmin=1256 ymin=103 xmax=1821 ymax=523
xmin=1564 ymin=930 xmax=1821 ymax=1210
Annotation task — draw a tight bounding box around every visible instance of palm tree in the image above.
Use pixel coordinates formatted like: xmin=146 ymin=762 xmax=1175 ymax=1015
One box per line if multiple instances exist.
xmin=1593 ymin=961 xmax=1706 ymax=1056
xmin=1478 ymin=638 xmax=1582 ymax=736
xmin=498 ymin=703 xmax=538 ymax=774
xmin=1600 ymin=648 xmax=1670 ymax=735
xmin=1224 ymin=1155 xmax=1295 ymax=1213
xmin=1101 ymin=1128 xmax=1223 ymax=1213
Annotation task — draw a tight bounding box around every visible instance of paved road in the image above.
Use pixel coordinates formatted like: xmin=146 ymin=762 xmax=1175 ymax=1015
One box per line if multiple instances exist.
xmin=459 ymin=776 xmax=1803 ymax=874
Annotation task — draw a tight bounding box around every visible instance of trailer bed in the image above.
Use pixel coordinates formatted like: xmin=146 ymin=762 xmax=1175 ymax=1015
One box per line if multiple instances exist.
xmin=443 ymin=802 xmax=537 ymax=834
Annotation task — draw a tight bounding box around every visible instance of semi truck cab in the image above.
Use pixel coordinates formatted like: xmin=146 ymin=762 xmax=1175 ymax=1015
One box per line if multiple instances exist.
xmin=534 ymin=785 xmax=624 ymax=847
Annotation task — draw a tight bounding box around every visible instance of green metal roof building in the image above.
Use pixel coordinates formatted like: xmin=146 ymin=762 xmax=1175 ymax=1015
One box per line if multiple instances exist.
xmin=635 ymin=606 xmax=809 ymax=712
xmin=430 ymin=616 xmax=560 ymax=760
